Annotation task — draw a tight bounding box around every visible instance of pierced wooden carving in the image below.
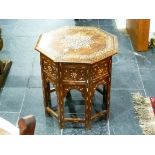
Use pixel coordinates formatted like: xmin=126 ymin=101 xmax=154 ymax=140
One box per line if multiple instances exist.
xmin=62 ymin=68 xmax=87 ymax=82
xmin=63 ymin=85 xmax=86 ymax=98
xmin=39 ymin=54 xmax=113 ymax=128
xmin=41 ymin=55 xmax=57 ymax=81
xmin=91 ymin=58 xmax=109 ymax=80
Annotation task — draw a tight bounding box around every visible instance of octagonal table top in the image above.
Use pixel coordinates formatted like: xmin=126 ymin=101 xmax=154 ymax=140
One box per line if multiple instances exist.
xmin=35 ymin=26 xmax=118 ymax=64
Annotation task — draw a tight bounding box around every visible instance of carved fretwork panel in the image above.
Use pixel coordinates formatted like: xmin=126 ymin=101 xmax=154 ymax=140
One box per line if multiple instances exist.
xmin=61 ymin=64 xmax=88 ymax=82
xmin=91 ymin=76 xmax=109 ymax=94
xmin=45 ymin=75 xmax=57 ymax=84
xmin=91 ymin=58 xmax=110 ymax=81
xmin=62 ymin=85 xmax=86 ymax=99
xmin=41 ymin=54 xmax=57 ymax=81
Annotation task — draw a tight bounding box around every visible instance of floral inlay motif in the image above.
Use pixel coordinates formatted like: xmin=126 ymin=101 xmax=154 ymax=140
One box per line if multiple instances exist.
xmin=70 ymin=72 xmax=77 ymax=80
xmin=61 ymin=33 xmax=93 ymax=51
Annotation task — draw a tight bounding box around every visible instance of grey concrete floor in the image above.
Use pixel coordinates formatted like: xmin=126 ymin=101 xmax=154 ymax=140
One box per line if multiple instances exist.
xmin=0 ymin=19 xmax=154 ymax=135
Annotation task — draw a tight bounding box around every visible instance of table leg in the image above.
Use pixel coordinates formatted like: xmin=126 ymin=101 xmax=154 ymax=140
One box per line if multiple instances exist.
xmin=58 ymin=91 xmax=65 ymax=128
xmin=105 ymin=81 xmax=111 ymax=120
xmin=85 ymin=91 xmax=93 ymax=129
xmin=41 ymin=72 xmax=51 ymax=116
xmin=102 ymin=84 xmax=106 ymax=110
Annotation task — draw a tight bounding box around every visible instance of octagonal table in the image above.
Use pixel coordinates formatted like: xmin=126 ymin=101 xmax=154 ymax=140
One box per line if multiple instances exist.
xmin=35 ymin=26 xmax=118 ymax=129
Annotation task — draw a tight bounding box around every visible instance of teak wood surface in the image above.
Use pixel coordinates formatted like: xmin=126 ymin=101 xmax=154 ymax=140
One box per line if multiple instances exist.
xmin=35 ymin=26 xmax=118 ymax=128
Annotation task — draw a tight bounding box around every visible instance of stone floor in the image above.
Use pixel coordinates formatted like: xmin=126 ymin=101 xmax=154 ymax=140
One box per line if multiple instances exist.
xmin=0 ymin=19 xmax=154 ymax=135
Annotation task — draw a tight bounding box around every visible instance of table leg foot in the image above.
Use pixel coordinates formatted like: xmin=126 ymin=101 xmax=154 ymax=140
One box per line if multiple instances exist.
xmin=85 ymin=120 xmax=91 ymax=129
xmin=104 ymin=112 xmax=109 ymax=120
xmin=60 ymin=122 xmax=64 ymax=129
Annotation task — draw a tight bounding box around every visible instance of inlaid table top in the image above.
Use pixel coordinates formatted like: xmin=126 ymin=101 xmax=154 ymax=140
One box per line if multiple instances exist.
xmin=35 ymin=26 xmax=118 ymax=64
